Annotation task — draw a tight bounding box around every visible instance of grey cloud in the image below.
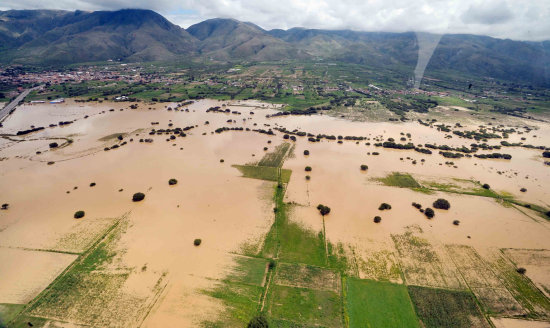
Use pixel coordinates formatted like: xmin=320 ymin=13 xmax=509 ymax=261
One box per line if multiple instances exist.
xmin=461 ymin=1 xmax=513 ymax=25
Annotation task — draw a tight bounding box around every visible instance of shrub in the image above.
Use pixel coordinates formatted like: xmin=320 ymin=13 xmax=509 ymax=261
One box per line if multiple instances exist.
xmin=268 ymin=259 xmax=276 ymax=270
xmin=305 ymin=166 xmax=312 ymax=172
xmin=433 ymin=198 xmax=450 ymax=210
xmin=90 ymin=182 xmax=96 ymax=187
xmin=482 ymin=183 xmax=490 ymax=189
xmin=304 ymin=150 xmax=310 ymax=155
xmin=168 ymin=178 xmax=178 ymax=185
xmin=263 ymin=147 xmax=268 ymax=151
xmin=194 ymin=239 xmax=202 ymax=246
xmin=1 ymin=203 xmax=8 ymax=210
xmin=424 ymin=208 xmax=435 ymax=218
xmin=543 ymin=151 xmax=550 ymax=158
xmin=49 ymin=142 xmax=59 ymax=148
xmin=378 ymin=203 xmax=391 ymax=210
xmin=74 ymin=210 xmax=85 ymax=219
xmin=360 ymin=164 xmax=368 ymax=171
xmin=305 ymin=175 xmax=311 ymax=180
xmin=516 ymin=267 xmax=526 ymax=274
xmin=453 ymin=220 xmax=460 ymax=225
xmin=373 ymin=216 xmax=381 ymax=223
xmin=317 ymin=204 xmax=331 ymax=216
xmin=520 ymin=188 xmax=527 ymax=192
xmin=132 ymin=192 xmax=145 ymax=202
xmin=247 ymin=314 xmax=269 ymax=328
xmin=412 ymin=202 xmax=422 ymax=209
xmin=220 ymin=159 xmax=224 ymax=163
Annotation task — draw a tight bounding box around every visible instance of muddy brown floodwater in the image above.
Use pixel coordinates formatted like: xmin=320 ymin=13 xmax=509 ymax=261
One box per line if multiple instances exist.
xmin=0 ymin=99 xmax=549 ymax=326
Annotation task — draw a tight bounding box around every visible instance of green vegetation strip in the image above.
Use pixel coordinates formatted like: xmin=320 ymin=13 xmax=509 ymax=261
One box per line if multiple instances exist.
xmin=233 ymin=165 xmax=291 ymax=183
xmin=346 ymin=279 xmax=419 ymax=328
xmin=377 ymin=172 xmax=550 ymax=218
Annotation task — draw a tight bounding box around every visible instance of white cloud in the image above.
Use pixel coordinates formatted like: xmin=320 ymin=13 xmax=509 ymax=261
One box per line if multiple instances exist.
xmin=1 ymin=0 xmax=549 ymax=41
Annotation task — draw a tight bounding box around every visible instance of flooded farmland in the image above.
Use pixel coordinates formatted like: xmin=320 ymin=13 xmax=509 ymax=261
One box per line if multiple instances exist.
xmin=1 ymin=98 xmax=549 ymax=327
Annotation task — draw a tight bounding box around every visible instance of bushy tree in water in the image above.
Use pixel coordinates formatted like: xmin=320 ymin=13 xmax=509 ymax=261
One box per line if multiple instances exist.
xmin=424 ymin=208 xmax=435 ymax=218
xmin=132 ymin=192 xmax=145 ymax=202
xmin=433 ymin=198 xmax=450 ymax=210
xmin=317 ymin=204 xmax=331 ymax=217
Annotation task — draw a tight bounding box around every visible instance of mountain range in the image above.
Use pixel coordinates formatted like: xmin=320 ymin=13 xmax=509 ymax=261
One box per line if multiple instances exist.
xmin=1 ymin=9 xmax=549 ymax=86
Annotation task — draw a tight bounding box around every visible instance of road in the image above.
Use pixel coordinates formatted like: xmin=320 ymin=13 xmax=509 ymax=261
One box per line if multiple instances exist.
xmin=0 ymin=86 xmax=40 ymax=123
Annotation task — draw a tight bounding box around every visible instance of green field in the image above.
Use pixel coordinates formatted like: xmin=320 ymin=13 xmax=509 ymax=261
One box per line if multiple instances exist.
xmin=346 ymin=279 xmax=419 ymax=328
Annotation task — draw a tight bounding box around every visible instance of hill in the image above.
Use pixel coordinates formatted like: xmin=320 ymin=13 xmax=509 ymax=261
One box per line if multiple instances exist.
xmin=0 ymin=9 xmax=549 ymax=86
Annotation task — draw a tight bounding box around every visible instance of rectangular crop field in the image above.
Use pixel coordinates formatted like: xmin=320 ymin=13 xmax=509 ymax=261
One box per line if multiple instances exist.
xmin=346 ymin=278 xmax=419 ymax=328
xmin=408 ymin=286 xmax=490 ymax=328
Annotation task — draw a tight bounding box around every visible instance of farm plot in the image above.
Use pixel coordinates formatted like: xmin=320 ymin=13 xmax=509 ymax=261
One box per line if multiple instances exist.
xmin=446 ymin=245 xmax=525 ymax=316
xmin=12 ymin=221 xmax=167 ymax=327
xmin=391 ymin=226 xmax=465 ymax=289
xmin=267 ymin=284 xmax=342 ymax=328
xmin=274 ymin=262 xmax=340 ymax=293
xmin=354 ymin=247 xmax=402 ymax=283
xmin=346 ymin=278 xmax=419 ymax=328
xmin=503 ymin=249 xmax=550 ymax=299
xmin=490 ymin=252 xmax=550 ymax=319
xmin=408 ymin=286 xmax=490 ymax=328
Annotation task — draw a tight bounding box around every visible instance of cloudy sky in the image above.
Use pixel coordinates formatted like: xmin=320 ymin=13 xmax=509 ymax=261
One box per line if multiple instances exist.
xmin=1 ymin=0 xmax=549 ymax=41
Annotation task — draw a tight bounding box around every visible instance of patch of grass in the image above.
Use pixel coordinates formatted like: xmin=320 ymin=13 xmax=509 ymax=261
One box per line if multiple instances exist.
xmin=202 ymin=282 xmax=264 ymax=327
xmin=233 ymin=165 xmax=292 ymax=183
xmin=258 ymin=143 xmax=292 ymax=167
xmin=3 ymin=315 xmax=47 ymax=328
xmin=225 ymin=257 xmax=268 ymax=287
xmin=0 ymin=304 xmax=25 ymax=326
xmin=267 ymin=285 xmax=342 ymax=327
xmin=346 ymin=279 xmax=419 ymax=328
xmin=408 ymin=286 xmax=489 ymax=328
xmin=377 ymin=172 xmax=421 ymax=188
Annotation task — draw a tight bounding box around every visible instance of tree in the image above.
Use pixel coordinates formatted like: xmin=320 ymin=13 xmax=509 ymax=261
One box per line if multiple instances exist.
xmin=194 ymin=239 xmax=202 ymax=246
xmin=168 ymin=178 xmax=178 ymax=185
xmin=378 ymin=203 xmax=391 ymax=210
xmin=433 ymin=198 xmax=450 ymax=210
xmin=482 ymin=183 xmax=490 ymax=189
xmin=317 ymin=204 xmax=331 ymax=217
xmin=132 ymin=192 xmax=145 ymax=202
xmin=360 ymin=164 xmax=368 ymax=171
xmin=74 ymin=210 xmax=85 ymax=219
xmin=424 ymin=208 xmax=435 ymax=218
xmin=373 ymin=216 xmax=381 ymax=223
xmin=247 ymin=314 xmax=269 ymax=328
